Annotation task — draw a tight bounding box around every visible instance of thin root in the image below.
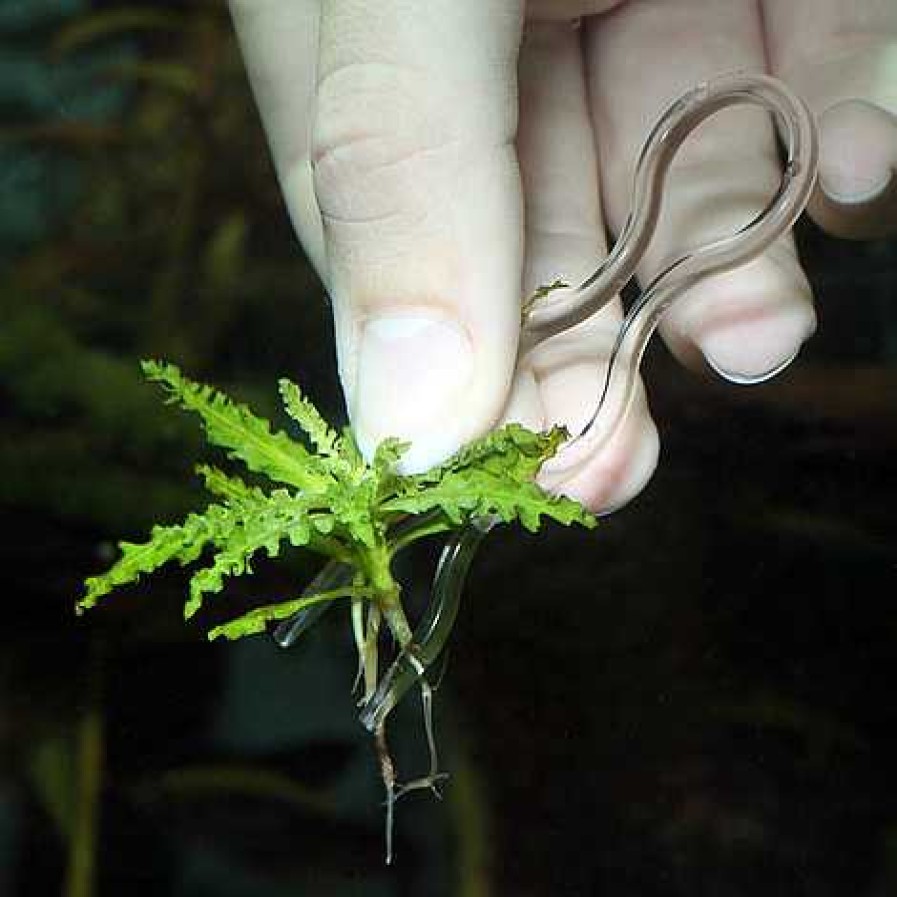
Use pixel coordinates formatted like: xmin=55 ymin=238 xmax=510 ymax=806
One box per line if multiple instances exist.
xmin=389 ymin=653 xmax=449 ymax=801
xmin=371 ymin=649 xmax=449 ymax=863
xmin=410 ymin=653 xmax=441 ymax=782
xmin=375 ymin=722 xmax=397 ymax=865
xmin=351 ymin=598 xmax=365 ymax=700
xmin=394 ymin=771 xmax=450 ymax=801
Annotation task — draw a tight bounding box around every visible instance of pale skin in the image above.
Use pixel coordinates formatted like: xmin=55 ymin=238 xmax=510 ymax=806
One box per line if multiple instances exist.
xmin=228 ymin=0 xmax=897 ymax=512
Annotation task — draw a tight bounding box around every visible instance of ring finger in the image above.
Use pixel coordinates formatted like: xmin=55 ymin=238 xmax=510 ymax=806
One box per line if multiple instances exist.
xmin=508 ymin=20 xmax=660 ymax=511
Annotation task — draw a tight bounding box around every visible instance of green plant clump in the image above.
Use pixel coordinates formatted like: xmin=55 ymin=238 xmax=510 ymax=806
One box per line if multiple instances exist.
xmin=76 ymin=359 xmax=596 ymax=857
xmin=79 ymin=360 xmax=594 ymax=640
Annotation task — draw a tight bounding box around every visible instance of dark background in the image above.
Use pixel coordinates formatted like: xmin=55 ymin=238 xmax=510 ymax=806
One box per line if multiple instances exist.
xmin=2 ymin=3 xmax=896 ymax=895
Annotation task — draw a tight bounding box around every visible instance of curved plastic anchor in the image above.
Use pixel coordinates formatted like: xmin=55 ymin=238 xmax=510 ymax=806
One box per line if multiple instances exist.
xmin=357 ymin=72 xmax=819 ymax=731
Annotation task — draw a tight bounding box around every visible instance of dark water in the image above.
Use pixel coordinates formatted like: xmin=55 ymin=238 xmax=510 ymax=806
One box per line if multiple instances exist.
xmin=2 ymin=4 xmax=896 ymax=896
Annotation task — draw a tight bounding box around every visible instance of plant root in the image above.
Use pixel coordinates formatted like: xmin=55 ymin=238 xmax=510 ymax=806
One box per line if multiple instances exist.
xmin=375 ymin=722 xmax=397 ymax=865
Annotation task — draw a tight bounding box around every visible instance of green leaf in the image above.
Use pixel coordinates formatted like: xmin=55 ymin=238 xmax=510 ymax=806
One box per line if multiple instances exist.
xmin=195 ymin=464 xmax=261 ymax=504
xmin=433 ymin=423 xmax=567 ymax=482
xmin=208 ymin=586 xmax=364 ymax=641
xmin=184 ymin=489 xmax=323 ymax=618
xmin=385 ymin=422 xmax=594 ymax=531
xmin=278 ymin=379 xmax=339 ymax=457
xmin=386 ymin=469 xmax=595 ymax=532
xmin=142 ymin=360 xmax=330 ymax=492
xmin=79 ymin=505 xmax=228 ymax=613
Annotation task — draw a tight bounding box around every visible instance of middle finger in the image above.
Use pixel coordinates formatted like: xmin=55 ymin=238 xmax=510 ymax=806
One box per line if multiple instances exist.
xmin=585 ymin=0 xmax=816 ymax=383
xmin=511 ymin=20 xmax=660 ymax=511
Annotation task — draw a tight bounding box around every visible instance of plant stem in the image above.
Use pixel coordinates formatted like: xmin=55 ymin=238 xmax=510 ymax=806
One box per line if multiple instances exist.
xmin=365 ymin=540 xmax=413 ymax=647
xmin=362 ymin=604 xmax=382 ymax=702
xmin=380 ymin=595 xmax=413 ymax=648
xmin=385 ymin=510 xmax=451 ymax=555
xmin=375 ymin=723 xmax=397 ymax=865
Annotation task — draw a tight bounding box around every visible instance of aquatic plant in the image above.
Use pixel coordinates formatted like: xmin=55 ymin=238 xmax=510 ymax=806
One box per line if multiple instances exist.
xmin=77 ymin=359 xmax=595 ymax=859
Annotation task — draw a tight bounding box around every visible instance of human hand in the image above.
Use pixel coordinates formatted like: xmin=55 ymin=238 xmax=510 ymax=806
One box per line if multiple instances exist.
xmin=228 ymin=0 xmax=896 ymax=512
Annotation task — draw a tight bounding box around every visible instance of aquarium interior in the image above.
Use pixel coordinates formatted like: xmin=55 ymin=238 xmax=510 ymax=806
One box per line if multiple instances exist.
xmin=2 ymin=3 xmax=897 ymax=895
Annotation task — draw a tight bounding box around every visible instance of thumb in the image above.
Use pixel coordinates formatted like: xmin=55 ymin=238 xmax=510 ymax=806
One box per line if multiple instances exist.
xmin=312 ymin=0 xmax=525 ymax=471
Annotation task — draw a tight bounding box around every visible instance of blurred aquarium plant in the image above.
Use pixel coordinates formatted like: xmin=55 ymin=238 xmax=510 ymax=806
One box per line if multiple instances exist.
xmin=1 ymin=0 xmax=332 ymax=532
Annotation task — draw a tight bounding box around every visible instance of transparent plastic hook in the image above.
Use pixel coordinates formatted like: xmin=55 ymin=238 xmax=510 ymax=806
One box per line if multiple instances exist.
xmin=355 ymin=72 xmax=819 ymax=732
xmin=525 ymin=72 xmax=817 ymax=460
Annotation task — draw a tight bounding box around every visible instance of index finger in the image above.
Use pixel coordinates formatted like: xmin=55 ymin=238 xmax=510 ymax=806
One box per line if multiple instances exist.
xmin=228 ymin=0 xmax=325 ymax=273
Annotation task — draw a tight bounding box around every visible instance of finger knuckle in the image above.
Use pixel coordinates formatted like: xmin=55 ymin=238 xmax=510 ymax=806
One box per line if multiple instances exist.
xmin=311 ymin=62 xmax=461 ymax=225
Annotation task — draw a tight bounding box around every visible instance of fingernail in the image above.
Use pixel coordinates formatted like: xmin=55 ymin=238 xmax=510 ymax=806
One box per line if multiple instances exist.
xmin=818 ymin=100 xmax=896 ymax=204
xmin=699 ymin=300 xmax=815 ymax=385
xmin=820 ymin=169 xmax=892 ymax=205
xmin=351 ymin=311 xmax=474 ymax=472
xmin=593 ymin=422 xmax=660 ymax=517
xmin=538 ymin=393 xmax=659 ymax=515
xmin=682 ymin=251 xmax=817 ymax=385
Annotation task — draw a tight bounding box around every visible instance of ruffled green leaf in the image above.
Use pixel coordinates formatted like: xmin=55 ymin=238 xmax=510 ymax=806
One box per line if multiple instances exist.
xmin=278 ymin=378 xmax=339 ymax=458
xmin=384 ymin=469 xmax=595 ymax=532
xmin=184 ymin=488 xmax=324 ymax=618
xmin=142 ymin=360 xmax=330 ymax=492
xmin=410 ymin=423 xmax=567 ymax=486
xmin=79 ymin=504 xmax=228 ymax=613
xmin=195 ymin=464 xmax=261 ymax=504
